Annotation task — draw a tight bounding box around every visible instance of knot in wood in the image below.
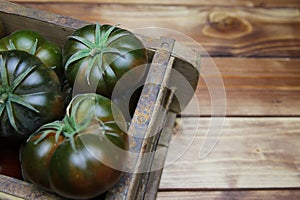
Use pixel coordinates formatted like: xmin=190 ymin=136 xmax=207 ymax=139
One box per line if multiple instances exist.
xmin=211 ymin=15 xmax=243 ymax=32
xmin=203 ymin=11 xmax=252 ymax=39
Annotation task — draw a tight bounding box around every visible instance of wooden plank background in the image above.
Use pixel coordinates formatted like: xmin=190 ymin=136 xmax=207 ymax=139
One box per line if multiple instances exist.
xmin=13 ymin=2 xmax=300 ymax=57
xmin=159 ymin=118 xmax=300 ymax=189
xmin=8 ymin=0 xmax=300 ymax=199
xmin=157 ymin=190 xmax=300 ymax=200
xmin=195 ymin=58 xmax=300 ymax=116
xmin=11 ymin=0 xmax=300 ymax=8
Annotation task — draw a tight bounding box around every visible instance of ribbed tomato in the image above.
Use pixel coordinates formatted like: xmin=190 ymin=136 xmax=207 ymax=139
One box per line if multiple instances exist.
xmin=0 ymin=50 xmax=63 ymax=140
xmin=20 ymin=93 xmax=128 ymax=199
xmin=63 ymin=23 xmax=148 ymax=97
xmin=0 ymin=30 xmax=63 ymax=81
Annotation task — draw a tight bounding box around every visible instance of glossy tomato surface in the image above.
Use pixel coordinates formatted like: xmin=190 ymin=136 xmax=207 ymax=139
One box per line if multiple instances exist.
xmin=63 ymin=24 xmax=148 ymax=97
xmin=0 ymin=50 xmax=64 ymax=139
xmin=21 ymin=94 xmax=128 ymax=199
xmin=0 ymin=30 xmax=63 ymax=80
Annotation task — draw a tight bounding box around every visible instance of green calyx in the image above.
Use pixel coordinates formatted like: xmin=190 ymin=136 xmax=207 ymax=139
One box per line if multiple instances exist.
xmin=0 ymin=55 xmax=39 ymax=133
xmin=31 ymin=94 xmax=115 ymax=151
xmin=65 ymin=23 xmax=129 ymax=84
xmin=30 ymin=116 xmax=90 ymax=152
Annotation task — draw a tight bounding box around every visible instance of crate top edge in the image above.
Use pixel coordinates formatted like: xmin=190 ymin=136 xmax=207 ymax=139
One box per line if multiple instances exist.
xmin=0 ymin=0 xmax=87 ymax=30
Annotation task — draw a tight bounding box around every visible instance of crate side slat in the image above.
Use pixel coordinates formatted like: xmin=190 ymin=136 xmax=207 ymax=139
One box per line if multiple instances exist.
xmin=105 ymin=37 xmax=175 ymax=200
xmin=0 ymin=175 xmax=64 ymax=200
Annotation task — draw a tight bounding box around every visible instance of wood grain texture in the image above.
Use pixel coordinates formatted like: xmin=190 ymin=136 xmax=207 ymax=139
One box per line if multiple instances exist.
xmin=183 ymin=57 xmax=300 ymax=116
xmin=159 ymin=117 xmax=300 ymax=189
xmin=0 ymin=175 xmax=62 ymax=200
xmin=157 ymin=190 xmax=300 ymax=200
xmin=16 ymin=3 xmax=300 ymax=57
xmin=2 ymin=1 xmax=300 ymax=199
xmin=11 ymin=0 xmax=300 ymax=8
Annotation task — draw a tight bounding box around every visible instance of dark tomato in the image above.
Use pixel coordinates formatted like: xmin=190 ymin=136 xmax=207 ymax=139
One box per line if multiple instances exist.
xmin=0 ymin=30 xmax=63 ymax=81
xmin=63 ymin=23 xmax=148 ymax=97
xmin=21 ymin=93 xmax=128 ymax=199
xmin=0 ymin=50 xmax=64 ymax=139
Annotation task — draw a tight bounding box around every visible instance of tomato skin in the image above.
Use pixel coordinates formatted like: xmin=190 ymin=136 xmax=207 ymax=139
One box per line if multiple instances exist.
xmin=0 ymin=50 xmax=64 ymax=139
xmin=20 ymin=132 xmax=64 ymax=191
xmin=63 ymin=24 xmax=148 ymax=97
xmin=20 ymin=94 xmax=128 ymax=199
xmin=0 ymin=30 xmax=63 ymax=80
xmin=49 ymin=133 xmax=122 ymax=199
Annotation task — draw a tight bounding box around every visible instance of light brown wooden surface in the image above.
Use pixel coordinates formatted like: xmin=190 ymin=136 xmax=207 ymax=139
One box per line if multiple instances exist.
xmin=157 ymin=190 xmax=300 ymax=200
xmin=13 ymin=2 xmax=300 ymax=57
xmin=7 ymin=0 xmax=300 ymax=199
xmin=160 ymin=117 xmax=300 ymax=189
xmin=11 ymin=0 xmax=300 ymax=8
xmin=195 ymin=58 xmax=300 ymax=116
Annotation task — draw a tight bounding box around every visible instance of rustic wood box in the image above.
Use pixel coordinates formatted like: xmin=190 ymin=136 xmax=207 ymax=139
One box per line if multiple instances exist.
xmin=0 ymin=1 xmax=200 ymax=199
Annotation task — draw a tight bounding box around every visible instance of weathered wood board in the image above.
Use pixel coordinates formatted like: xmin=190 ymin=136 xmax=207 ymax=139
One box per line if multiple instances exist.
xmin=11 ymin=0 xmax=300 ymax=8
xmin=14 ymin=2 xmax=300 ymax=57
xmin=191 ymin=57 xmax=300 ymax=116
xmin=157 ymin=190 xmax=300 ymax=200
xmin=159 ymin=117 xmax=300 ymax=189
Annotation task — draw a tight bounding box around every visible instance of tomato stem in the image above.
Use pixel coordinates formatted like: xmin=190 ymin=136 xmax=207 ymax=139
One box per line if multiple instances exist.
xmin=66 ymin=23 xmax=129 ymax=86
xmin=31 ymin=94 xmax=114 ymax=152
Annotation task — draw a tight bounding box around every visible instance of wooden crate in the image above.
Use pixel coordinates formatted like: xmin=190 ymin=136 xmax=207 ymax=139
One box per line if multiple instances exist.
xmin=0 ymin=0 xmax=200 ymax=199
